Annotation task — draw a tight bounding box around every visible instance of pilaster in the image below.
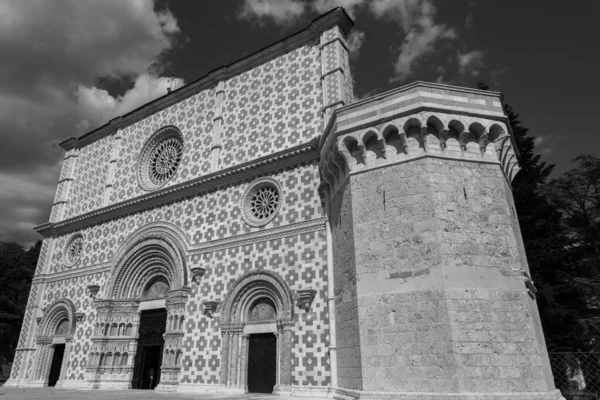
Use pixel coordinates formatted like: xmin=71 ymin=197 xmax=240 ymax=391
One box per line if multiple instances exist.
xmin=103 ymin=129 xmax=123 ymax=207
xmin=210 ymin=81 xmax=225 ymax=172
xmin=49 ymin=149 xmax=79 ymax=223
xmin=320 ymin=26 xmax=353 ymax=129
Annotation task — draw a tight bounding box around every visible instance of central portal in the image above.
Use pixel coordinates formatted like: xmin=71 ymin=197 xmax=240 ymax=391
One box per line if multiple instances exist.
xmin=132 ymin=309 xmax=167 ymax=389
xmin=247 ymin=333 xmax=277 ymax=393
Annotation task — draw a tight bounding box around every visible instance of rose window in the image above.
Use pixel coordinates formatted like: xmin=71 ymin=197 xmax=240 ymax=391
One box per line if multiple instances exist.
xmin=149 ymin=137 xmax=182 ymax=186
xmin=138 ymin=126 xmax=184 ymax=191
xmin=242 ymin=178 xmax=282 ymax=227
xmin=250 ymin=186 xmax=279 ymax=220
xmin=65 ymin=235 xmax=83 ymax=267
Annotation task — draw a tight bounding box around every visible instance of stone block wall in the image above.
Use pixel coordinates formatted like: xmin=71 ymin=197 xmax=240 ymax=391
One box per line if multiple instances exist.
xmin=337 ymin=157 xmax=557 ymax=395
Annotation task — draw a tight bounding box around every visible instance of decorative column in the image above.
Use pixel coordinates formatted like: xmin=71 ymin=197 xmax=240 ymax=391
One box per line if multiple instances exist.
xmin=274 ymin=319 xmax=293 ymax=395
xmin=219 ymin=329 xmax=231 ymax=389
xmin=32 ymin=336 xmax=52 ymax=386
xmin=219 ymin=323 xmax=245 ymax=393
xmin=156 ymin=287 xmax=190 ymax=392
xmin=229 ymin=329 xmax=239 ymax=388
xmin=103 ymin=129 xmax=123 ymax=207
xmin=210 ymin=81 xmax=225 ymax=172
xmin=240 ymin=334 xmax=249 ymax=391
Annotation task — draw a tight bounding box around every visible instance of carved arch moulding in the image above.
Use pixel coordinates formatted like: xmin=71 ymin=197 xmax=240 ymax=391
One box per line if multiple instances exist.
xmin=88 ymin=224 xmax=192 ymax=391
xmin=218 ymin=269 xmax=295 ymax=394
xmin=103 ymin=222 xmax=191 ymax=300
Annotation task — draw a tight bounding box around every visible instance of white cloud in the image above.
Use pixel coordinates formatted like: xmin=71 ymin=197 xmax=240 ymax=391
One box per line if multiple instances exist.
xmin=0 ymin=0 xmax=183 ymax=244
xmin=238 ymin=0 xmax=458 ymax=82
xmin=238 ymin=0 xmax=306 ymax=24
xmin=347 ymin=29 xmax=366 ymax=60
xmin=370 ymin=0 xmax=456 ymax=81
xmin=76 ymin=74 xmax=184 ymax=132
xmin=457 ymin=49 xmax=485 ymax=77
xmin=312 ymin=0 xmax=366 ymax=18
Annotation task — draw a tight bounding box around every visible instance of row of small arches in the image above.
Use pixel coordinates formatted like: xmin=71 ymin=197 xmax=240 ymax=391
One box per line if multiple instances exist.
xmin=168 ymin=314 xmax=185 ymax=332
xmin=163 ymin=349 xmax=183 ymax=367
xmin=88 ymin=351 xmax=129 ymax=367
xmin=94 ymin=322 xmax=134 ymax=337
xmin=338 ymin=114 xmax=509 ymax=168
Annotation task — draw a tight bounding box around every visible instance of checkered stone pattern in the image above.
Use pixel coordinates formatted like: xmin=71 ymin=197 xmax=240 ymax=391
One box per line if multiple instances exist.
xmin=40 ymin=272 xmax=108 ymax=382
xmin=180 ymin=296 xmax=220 ymax=385
xmin=37 ymin=156 xmax=332 ymax=388
xmin=53 ymin=42 xmax=325 ymax=222
xmin=183 ymin=164 xmax=323 ymax=245
xmin=48 ymin=163 xmax=324 ymax=275
xmin=34 ymin=238 xmax=50 ymax=276
xmin=218 ymin=43 xmax=322 ymax=170
xmin=110 ymin=88 xmax=215 ymax=205
xmin=64 ymin=137 xmax=112 ymax=219
xmin=180 ymin=228 xmax=330 ymax=388
xmin=16 ymin=284 xmax=39 ymax=348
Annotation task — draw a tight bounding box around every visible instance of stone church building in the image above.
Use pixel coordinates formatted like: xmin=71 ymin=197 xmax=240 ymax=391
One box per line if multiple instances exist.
xmin=7 ymin=8 xmax=563 ymax=399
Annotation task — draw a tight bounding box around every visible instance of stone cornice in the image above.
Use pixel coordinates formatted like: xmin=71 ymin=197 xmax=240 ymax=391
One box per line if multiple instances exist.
xmin=36 ymin=140 xmax=320 ymax=237
xmin=319 ymin=81 xmax=510 ymax=159
xmin=59 ymin=8 xmax=353 ymax=151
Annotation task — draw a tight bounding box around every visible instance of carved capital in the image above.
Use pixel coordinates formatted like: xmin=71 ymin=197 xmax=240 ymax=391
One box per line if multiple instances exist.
xmin=190 ymin=267 xmax=206 ymax=284
xmin=296 ymin=289 xmax=316 ymax=311
xmin=75 ymin=312 xmax=85 ymax=323
xmin=87 ymin=285 xmax=100 ymax=299
xmin=221 ymin=322 xmax=244 ymax=334
xmin=203 ymin=301 xmax=219 ymax=318
xmin=277 ymin=318 xmax=294 ymax=331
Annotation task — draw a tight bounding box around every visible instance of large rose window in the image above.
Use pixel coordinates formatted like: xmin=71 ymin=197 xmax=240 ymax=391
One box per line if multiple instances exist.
xmin=64 ymin=235 xmax=83 ymax=267
xmin=138 ymin=126 xmax=184 ymax=191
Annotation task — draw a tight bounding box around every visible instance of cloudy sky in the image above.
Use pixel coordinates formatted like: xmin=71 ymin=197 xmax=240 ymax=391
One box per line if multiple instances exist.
xmin=1 ymin=0 xmax=598 ymax=246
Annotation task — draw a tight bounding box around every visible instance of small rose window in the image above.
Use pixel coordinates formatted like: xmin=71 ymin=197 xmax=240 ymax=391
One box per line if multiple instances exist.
xmin=242 ymin=178 xmax=282 ymax=227
xmin=138 ymin=126 xmax=184 ymax=191
xmin=65 ymin=235 xmax=83 ymax=267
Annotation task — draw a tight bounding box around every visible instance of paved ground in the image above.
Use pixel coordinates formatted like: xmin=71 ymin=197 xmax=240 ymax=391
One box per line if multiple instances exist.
xmin=0 ymin=388 xmax=286 ymax=400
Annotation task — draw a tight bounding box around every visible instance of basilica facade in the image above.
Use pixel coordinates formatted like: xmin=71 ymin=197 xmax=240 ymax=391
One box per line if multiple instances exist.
xmin=7 ymin=8 xmax=564 ymax=400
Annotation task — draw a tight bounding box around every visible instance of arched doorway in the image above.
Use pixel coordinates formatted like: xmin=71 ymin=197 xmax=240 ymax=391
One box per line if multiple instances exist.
xmin=89 ymin=227 xmax=190 ymax=391
xmin=34 ymin=298 xmax=78 ymax=388
xmin=219 ymin=270 xmax=294 ymax=394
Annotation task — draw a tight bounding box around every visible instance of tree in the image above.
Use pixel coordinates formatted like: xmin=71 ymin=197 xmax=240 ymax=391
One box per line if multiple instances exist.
xmin=477 ymin=81 xmax=591 ymax=351
xmin=545 ymin=155 xmax=600 ymax=268
xmin=0 ymin=240 xmax=40 ymax=378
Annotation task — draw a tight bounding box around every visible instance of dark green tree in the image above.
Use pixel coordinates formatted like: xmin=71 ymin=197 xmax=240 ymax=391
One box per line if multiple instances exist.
xmin=478 ymin=81 xmax=589 ymax=351
xmin=0 ymin=240 xmax=40 ymax=375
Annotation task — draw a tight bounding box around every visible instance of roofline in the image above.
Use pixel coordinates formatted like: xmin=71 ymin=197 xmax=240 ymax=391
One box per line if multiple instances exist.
xmin=60 ymin=7 xmax=354 ymax=151
xmin=341 ymin=81 xmax=503 ymax=115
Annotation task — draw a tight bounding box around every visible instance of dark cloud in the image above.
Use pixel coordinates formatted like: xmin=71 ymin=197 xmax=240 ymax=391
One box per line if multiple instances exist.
xmin=0 ymin=0 xmax=182 ymax=244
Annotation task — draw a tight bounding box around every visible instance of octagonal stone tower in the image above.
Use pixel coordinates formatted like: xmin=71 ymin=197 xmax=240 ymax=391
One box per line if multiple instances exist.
xmin=319 ymin=82 xmax=564 ymax=399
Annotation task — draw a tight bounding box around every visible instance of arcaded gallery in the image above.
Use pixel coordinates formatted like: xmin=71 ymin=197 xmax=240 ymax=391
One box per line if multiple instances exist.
xmin=7 ymin=8 xmax=564 ymax=400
